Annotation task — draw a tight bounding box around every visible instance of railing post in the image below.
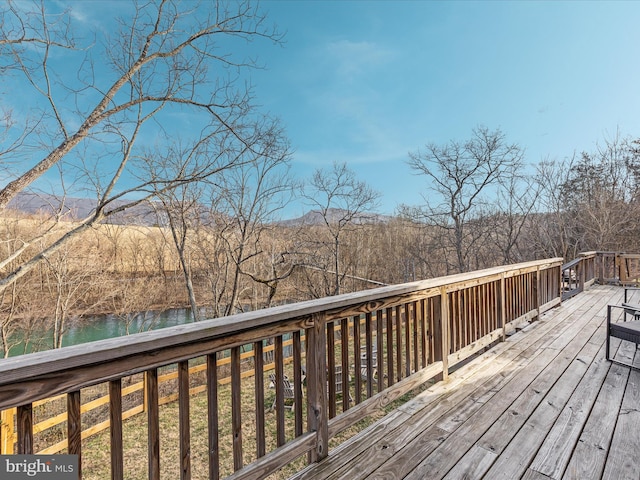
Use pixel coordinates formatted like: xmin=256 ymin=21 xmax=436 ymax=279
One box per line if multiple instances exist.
xmin=439 ymin=287 xmax=450 ymax=381
xmin=597 ymin=252 xmax=604 ymax=284
xmin=306 ymin=312 xmax=328 ymax=463
xmin=616 ymin=253 xmax=624 ymax=284
xmin=108 ymin=381 xmax=123 ymax=480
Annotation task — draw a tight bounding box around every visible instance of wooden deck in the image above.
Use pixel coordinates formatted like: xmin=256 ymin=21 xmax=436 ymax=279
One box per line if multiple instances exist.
xmin=289 ymin=284 xmax=639 ymax=480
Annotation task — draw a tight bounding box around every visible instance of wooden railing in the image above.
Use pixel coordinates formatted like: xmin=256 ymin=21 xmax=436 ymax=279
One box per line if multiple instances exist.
xmin=0 ymin=258 xmax=564 ymax=479
xmin=561 ymin=251 xmax=640 ymax=300
xmin=0 ymin=340 xmax=300 ymax=456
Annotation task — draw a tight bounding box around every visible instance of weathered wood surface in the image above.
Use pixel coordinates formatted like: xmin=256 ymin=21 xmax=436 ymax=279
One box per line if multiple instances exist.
xmin=290 ymin=284 xmax=638 ymax=480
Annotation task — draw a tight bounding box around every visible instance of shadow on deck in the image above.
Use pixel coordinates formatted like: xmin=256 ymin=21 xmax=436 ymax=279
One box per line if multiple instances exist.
xmin=290 ymin=284 xmax=637 ymax=480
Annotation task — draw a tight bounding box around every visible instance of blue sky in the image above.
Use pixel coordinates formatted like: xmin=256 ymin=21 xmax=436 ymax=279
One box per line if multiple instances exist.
xmin=6 ymin=1 xmax=640 ymax=219
xmin=247 ymin=0 xmax=640 ymax=216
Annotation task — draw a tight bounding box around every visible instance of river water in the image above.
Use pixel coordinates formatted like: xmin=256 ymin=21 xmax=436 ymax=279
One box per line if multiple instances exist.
xmin=7 ymin=308 xmax=195 ymax=357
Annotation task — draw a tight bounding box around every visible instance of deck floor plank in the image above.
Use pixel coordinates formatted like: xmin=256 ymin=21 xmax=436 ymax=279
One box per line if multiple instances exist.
xmin=403 ymin=291 xmax=612 ymax=480
xmin=601 ymin=361 xmax=640 ymax=480
xmin=528 ymin=341 xmax=612 ymax=480
xmin=561 ymin=349 xmax=631 ymax=480
xmin=288 ymin=285 xmax=637 ymax=480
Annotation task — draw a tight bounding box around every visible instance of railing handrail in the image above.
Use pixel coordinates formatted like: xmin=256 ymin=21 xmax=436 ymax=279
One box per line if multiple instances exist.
xmin=561 ymin=257 xmax=582 ymax=270
xmin=0 ymin=256 xmax=563 ymax=401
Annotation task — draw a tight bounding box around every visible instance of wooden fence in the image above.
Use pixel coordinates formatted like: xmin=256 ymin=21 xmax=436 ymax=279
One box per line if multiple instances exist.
xmin=0 ymin=257 xmax=567 ymax=479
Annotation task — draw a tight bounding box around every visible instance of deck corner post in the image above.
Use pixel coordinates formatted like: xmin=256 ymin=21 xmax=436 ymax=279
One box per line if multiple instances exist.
xmin=306 ymin=312 xmax=328 ymax=463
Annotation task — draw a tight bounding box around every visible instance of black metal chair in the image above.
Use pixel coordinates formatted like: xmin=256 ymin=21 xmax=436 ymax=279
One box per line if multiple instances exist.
xmin=606 ymin=303 xmax=640 ymax=369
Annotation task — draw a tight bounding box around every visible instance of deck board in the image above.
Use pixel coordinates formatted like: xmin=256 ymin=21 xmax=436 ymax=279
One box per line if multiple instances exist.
xmin=290 ymin=285 xmax=638 ymax=480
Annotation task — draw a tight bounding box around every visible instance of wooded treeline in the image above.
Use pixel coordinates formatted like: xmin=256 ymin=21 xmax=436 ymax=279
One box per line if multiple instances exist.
xmin=2 ymin=131 xmax=640 ymax=356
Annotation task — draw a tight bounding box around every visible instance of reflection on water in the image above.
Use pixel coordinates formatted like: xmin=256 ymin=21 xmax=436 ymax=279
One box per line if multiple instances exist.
xmin=8 ymin=308 xmax=195 ymax=357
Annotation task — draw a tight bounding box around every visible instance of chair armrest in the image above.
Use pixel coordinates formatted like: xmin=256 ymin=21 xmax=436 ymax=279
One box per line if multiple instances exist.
xmin=622 ymin=303 xmax=640 ymax=318
xmin=624 ymin=287 xmax=640 ymax=302
xmin=622 ymin=302 xmax=640 ymax=311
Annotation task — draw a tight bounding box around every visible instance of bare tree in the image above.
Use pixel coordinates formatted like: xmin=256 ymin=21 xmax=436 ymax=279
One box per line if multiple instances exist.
xmin=486 ymin=164 xmax=540 ymax=264
xmin=300 ymin=161 xmax=381 ymax=296
xmin=156 ymin=183 xmax=204 ymax=321
xmin=527 ymin=158 xmax=578 ymax=259
xmin=532 ymin=133 xmax=640 ymax=258
xmin=42 ymin=237 xmax=112 ymax=348
xmin=108 ymin=277 xmax=166 ymax=335
xmin=0 ymin=0 xmax=284 ymax=293
xmin=562 ymin=134 xmax=640 ymax=251
xmin=212 ymin=119 xmax=294 ymax=314
xmin=405 ymin=126 xmax=524 ymax=273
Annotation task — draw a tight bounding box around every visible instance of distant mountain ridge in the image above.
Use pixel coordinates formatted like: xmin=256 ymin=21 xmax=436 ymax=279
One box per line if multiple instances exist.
xmin=277 ymin=208 xmax=393 ymax=226
xmin=6 ymin=192 xmax=161 ymax=226
xmin=6 ymin=192 xmax=393 ymax=227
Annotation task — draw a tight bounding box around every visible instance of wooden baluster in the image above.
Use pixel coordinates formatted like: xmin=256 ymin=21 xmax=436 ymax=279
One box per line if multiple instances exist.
xmin=403 ymin=304 xmax=410 ymax=378
xmin=482 ymin=283 xmax=488 ymax=337
xmin=293 ymin=331 xmax=304 ymax=435
xmin=454 ymin=290 xmax=460 ymax=351
xmin=273 ymin=336 xmax=285 ymax=447
xmin=461 ymin=289 xmax=467 ymax=348
xmin=67 ymin=391 xmax=82 ymax=480
xmin=230 ymin=347 xmax=243 ymax=471
xmin=395 ymin=305 xmax=403 ymax=381
xmin=386 ymin=307 xmax=394 ymax=387
xmin=412 ymin=302 xmax=419 ymax=375
xmin=500 ymin=273 xmax=507 ymax=341
xmin=432 ymin=297 xmax=442 ymax=366
xmin=440 ymin=287 xmax=450 ymax=381
xmin=365 ymin=312 xmax=374 ymax=398
xmin=109 ymin=380 xmax=123 ymax=480
xmin=376 ymin=309 xmax=384 ymax=392
xmin=327 ymin=323 xmax=336 ymax=419
xmin=419 ymin=299 xmax=427 ymax=369
xmin=471 ymin=287 xmax=477 ymax=342
xmin=340 ymin=319 xmax=349 ymax=412
xmin=206 ymin=356 xmax=219 ymax=480
xmin=16 ymin=404 xmax=32 ymax=454
xmin=353 ymin=315 xmax=362 ymax=404
xmin=534 ymin=267 xmax=540 ymax=321
xmin=178 ymin=361 xmax=191 ymax=480
xmin=430 ymin=297 xmax=438 ymax=364
xmin=146 ymin=369 xmax=160 ymax=480
xmin=253 ymin=342 xmax=265 ymax=458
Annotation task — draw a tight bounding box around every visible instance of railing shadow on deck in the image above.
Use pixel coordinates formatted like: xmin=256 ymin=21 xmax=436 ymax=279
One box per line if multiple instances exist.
xmin=0 ymin=252 xmax=624 ymax=480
